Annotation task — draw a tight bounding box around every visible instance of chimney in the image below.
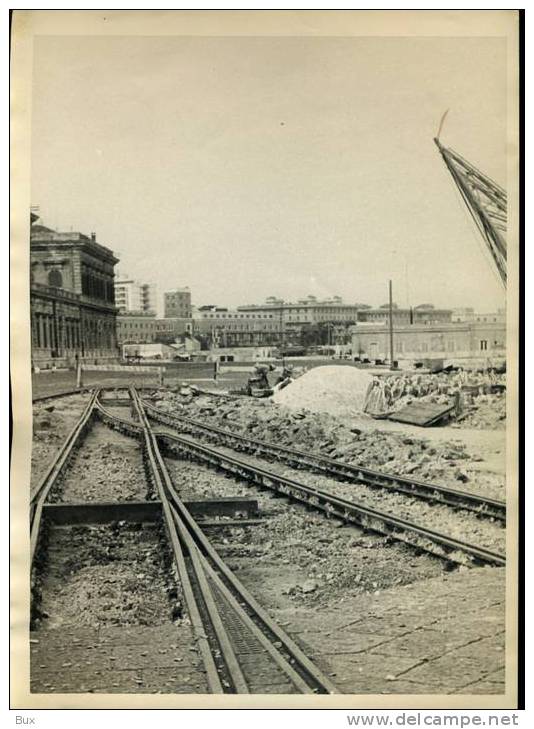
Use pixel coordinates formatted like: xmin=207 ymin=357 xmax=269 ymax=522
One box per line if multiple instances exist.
xmin=91 ymin=232 xmax=96 ymax=241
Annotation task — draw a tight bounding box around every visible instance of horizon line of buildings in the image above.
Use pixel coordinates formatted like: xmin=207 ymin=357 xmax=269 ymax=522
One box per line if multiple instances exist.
xmin=29 ymin=213 xmax=506 ymax=367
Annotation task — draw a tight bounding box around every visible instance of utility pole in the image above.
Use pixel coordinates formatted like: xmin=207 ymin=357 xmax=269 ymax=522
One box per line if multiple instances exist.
xmin=388 ymin=279 xmax=395 ymax=370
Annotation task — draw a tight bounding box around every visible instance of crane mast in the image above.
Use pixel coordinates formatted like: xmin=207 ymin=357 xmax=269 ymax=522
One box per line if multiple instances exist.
xmin=434 ymin=136 xmax=507 ymax=288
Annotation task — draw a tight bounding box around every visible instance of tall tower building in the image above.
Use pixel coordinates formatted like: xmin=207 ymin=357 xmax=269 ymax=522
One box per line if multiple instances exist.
xmin=164 ymin=287 xmax=192 ymax=318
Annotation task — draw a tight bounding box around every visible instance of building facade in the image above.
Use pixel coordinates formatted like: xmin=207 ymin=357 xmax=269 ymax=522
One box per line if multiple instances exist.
xmin=164 ymin=288 xmax=192 ymax=318
xmin=30 ymin=215 xmax=119 ymax=367
xmin=114 ymin=275 xmax=157 ymax=314
xmin=235 ymin=296 xmax=365 ymax=347
xmin=238 ymin=295 xmax=364 ymax=326
xmin=116 ymin=313 xmax=157 ymax=345
xmin=351 ymin=321 xmax=506 ymax=362
xmin=192 ymin=306 xmax=281 ymax=347
xmin=356 ymin=305 xmax=453 ymax=326
xmin=154 ymin=317 xmax=193 ymax=343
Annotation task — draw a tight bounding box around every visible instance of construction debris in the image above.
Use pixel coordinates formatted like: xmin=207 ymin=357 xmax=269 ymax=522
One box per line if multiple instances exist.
xmin=272 ymin=366 xmax=373 ymax=417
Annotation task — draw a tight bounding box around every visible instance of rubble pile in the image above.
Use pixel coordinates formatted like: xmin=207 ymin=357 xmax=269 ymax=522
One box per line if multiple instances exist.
xmin=33 ymin=522 xmax=181 ymax=630
xmin=382 ymin=371 xmax=507 ymax=430
xmin=456 ymin=393 xmax=506 ymax=430
xmin=154 ymin=391 xmax=504 ymax=499
xmin=272 ymin=366 xmax=373 ymax=417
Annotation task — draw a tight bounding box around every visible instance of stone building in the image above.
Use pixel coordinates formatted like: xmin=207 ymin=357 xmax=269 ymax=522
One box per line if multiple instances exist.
xmin=116 ymin=313 xmax=157 ymax=345
xmin=164 ymin=287 xmax=192 ymax=318
xmin=238 ymin=296 xmax=364 ymax=328
xmin=30 ymin=214 xmax=119 ymax=367
xmin=351 ymin=320 xmax=506 ymax=363
xmin=356 ymin=304 xmax=452 ymax=326
xmin=193 ymin=306 xmax=281 ymax=347
xmin=154 ymin=317 xmax=193 ymax=344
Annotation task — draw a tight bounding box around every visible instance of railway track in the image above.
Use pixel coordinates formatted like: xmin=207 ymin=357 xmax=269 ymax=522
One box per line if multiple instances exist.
xmin=30 ymin=389 xmax=100 ymax=563
xmin=129 ymin=388 xmax=338 ymax=694
xmin=30 ymin=388 xmax=338 ymax=694
xmin=32 ymin=387 xmax=93 ymax=403
xmin=31 ymin=385 xmax=160 ymax=404
xmin=142 ymin=420 xmax=504 ymax=568
xmin=141 ymin=399 xmax=506 ymax=523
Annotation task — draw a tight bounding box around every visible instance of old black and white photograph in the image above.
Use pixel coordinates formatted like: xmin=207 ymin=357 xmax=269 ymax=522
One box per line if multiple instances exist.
xmin=10 ymin=9 xmax=520 ymax=709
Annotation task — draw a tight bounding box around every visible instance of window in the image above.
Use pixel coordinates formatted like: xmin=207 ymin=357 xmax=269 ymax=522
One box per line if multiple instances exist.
xmin=480 ymin=340 xmax=488 ymax=351
xmin=48 ymin=269 xmax=63 ymax=288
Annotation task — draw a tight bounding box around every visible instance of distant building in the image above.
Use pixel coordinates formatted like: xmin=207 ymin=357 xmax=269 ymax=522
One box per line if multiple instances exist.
xmin=171 ymin=334 xmax=202 ymax=357
xmin=351 ymin=320 xmax=506 ymax=363
xmin=356 ymin=305 xmax=453 ymax=326
xmin=122 ymin=342 xmax=175 ymax=360
xmin=451 ymin=307 xmax=475 ymax=323
xmin=452 ymin=307 xmax=505 ymax=324
xmin=114 ymin=275 xmax=157 ymax=314
xmin=116 ymin=312 xmax=156 ymax=345
xmin=30 ymin=214 xmax=119 ymax=367
xmin=154 ymin=317 xmax=193 ymax=344
xmin=207 ymin=346 xmax=278 ymax=363
xmin=473 ymin=308 xmax=506 ymax=324
xmin=164 ymin=287 xmax=192 ymax=318
xmin=192 ymin=306 xmax=280 ymax=348
xmin=238 ymin=295 xmax=364 ymax=326
xmin=236 ymin=295 xmax=365 ymax=347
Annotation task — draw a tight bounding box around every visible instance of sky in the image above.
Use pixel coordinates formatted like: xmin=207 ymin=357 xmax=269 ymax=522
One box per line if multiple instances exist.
xmin=31 ymin=35 xmax=508 ymax=316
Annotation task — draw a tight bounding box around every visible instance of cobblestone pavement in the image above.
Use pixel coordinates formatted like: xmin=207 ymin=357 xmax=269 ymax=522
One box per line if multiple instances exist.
xmin=276 ymin=567 xmax=506 ymax=695
xmin=30 ymin=625 xmax=208 ymax=694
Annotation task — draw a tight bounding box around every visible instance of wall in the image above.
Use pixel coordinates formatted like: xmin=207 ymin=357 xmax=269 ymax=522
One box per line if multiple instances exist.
xmin=207 ymin=346 xmax=278 ymax=362
xmin=117 ymin=314 xmax=157 ymax=344
xmin=351 ymin=321 xmax=506 ymax=361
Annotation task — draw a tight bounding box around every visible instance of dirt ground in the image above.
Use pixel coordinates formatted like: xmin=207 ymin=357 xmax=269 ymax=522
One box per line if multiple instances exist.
xmin=48 ymin=422 xmax=152 ymax=503
xmin=33 ymin=521 xmax=181 ymax=630
xmin=31 ymin=394 xmax=91 ymax=491
xmin=30 ymin=387 xmax=508 ymax=695
xmin=165 ymin=456 xmax=449 ymax=611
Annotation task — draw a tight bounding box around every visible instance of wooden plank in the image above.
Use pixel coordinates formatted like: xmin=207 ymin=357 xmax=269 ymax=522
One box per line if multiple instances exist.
xmin=387 ymin=402 xmax=455 ymax=427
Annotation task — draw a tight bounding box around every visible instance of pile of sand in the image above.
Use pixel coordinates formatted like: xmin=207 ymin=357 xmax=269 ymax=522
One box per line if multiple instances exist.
xmin=272 ymin=366 xmax=373 ymax=417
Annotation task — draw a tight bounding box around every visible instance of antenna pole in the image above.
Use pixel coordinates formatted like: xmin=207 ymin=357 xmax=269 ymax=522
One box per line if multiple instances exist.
xmin=389 ymin=280 xmax=395 ymax=370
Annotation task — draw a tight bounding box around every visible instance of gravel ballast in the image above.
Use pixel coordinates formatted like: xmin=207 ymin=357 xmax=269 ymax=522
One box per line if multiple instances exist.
xmin=33 ymin=521 xmax=182 ymax=630
xmin=164 ymin=456 xmax=448 ymax=612
xmin=48 ymin=422 xmax=151 ymax=503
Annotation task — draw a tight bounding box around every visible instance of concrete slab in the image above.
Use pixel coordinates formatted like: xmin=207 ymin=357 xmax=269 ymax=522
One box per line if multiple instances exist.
xmin=277 ymin=566 xmax=506 ymax=695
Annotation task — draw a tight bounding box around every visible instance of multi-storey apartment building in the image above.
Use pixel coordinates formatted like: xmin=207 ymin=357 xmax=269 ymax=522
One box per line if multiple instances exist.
xmin=114 ymin=275 xmax=157 ymax=314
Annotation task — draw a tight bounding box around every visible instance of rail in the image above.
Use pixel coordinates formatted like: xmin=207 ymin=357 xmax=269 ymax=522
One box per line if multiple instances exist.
xmin=142 ymin=400 xmax=506 ymax=522
xmin=130 ymin=388 xmax=338 ymax=694
xmin=30 ymin=389 xmax=100 ymax=566
xmin=155 ymin=426 xmax=505 ymax=568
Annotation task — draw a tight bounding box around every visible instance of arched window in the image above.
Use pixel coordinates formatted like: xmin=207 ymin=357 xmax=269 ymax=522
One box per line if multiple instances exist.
xmin=48 ymin=269 xmax=63 ymax=288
